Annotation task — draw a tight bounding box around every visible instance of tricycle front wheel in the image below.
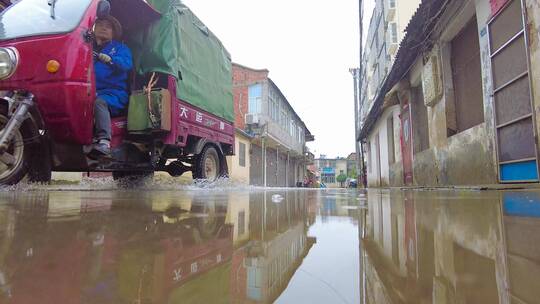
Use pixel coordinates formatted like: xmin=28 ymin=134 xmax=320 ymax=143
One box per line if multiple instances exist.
xmin=0 ymin=112 xmax=31 ymax=185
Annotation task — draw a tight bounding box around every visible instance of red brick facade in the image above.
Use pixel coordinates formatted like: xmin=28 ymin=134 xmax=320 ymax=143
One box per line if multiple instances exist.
xmin=232 ymin=64 xmax=269 ymax=130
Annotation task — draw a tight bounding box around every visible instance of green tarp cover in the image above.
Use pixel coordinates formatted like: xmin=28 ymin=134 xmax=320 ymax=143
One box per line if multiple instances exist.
xmin=129 ymin=0 xmax=234 ymax=122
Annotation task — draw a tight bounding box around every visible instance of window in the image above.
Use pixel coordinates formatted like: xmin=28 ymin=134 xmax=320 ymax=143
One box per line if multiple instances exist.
xmin=321 ymin=174 xmax=336 ymax=184
xmin=388 ymin=0 xmax=396 ymax=9
xmin=269 ymin=90 xmax=279 ymax=121
xmin=371 ymin=65 xmax=379 ymax=96
xmin=248 ymin=84 xmax=262 ymax=114
xmin=298 ymin=126 xmax=303 ymax=143
xmin=239 ymin=142 xmax=246 ymax=167
xmin=374 ymin=25 xmax=380 ymax=51
xmin=390 ymin=23 xmax=398 ymax=43
xmin=450 ymin=16 xmax=484 ymax=134
xmin=0 ymin=0 xmax=93 ymax=41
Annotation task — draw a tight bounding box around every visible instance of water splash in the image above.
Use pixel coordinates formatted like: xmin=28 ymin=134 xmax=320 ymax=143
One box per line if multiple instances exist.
xmin=0 ymin=176 xmax=264 ymax=192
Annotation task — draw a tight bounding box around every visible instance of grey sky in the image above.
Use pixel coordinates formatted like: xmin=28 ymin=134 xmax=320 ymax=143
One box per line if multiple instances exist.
xmin=182 ymin=0 xmax=373 ymax=159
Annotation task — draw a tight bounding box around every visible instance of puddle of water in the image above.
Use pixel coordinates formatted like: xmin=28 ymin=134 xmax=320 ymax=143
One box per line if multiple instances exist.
xmin=0 ymin=188 xmax=538 ymax=303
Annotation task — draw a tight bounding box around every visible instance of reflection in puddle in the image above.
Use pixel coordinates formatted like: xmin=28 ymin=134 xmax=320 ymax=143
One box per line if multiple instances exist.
xmin=0 ymin=189 xmax=539 ymax=303
xmin=359 ymin=189 xmax=540 ymax=304
xmin=0 ymin=189 xmax=361 ymax=304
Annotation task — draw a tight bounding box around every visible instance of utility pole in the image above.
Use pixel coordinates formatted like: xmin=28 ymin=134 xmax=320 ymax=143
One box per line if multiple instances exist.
xmin=358 ymin=0 xmax=366 ymax=188
xmin=351 ymin=0 xmax=365 ymax=187
xmin=350 ymin=68 xmax=360 ymax=179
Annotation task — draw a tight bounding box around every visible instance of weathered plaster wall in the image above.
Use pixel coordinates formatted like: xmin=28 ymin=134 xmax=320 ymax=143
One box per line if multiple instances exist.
xmin=435 ymin=124 xmax=497 ymax=185
xmin=366 ymin=0 xmax=530 ymax=188
xmin=389 ymin=162 xmax=404 ymax=187
xmin=412 ymin=149 xmax=438 ymax=186
xmin=405 ymin=0 xmax=497 ymax=187
xmin=226 ymin=132 xmax=251 ymax=185
xmin=367 ymin=106 xmax=400 ymax=187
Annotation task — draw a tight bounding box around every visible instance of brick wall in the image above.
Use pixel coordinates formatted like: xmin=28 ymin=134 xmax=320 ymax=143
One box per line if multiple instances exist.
xmin=232 ymin=64 xmax=269 ymax=130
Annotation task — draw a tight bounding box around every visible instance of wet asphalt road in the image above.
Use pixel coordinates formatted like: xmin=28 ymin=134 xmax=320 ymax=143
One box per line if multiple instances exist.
xmin=0 ymin=186 xmax=538 ymax=303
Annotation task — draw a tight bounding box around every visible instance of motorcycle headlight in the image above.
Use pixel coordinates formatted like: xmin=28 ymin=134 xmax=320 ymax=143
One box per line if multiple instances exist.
xmin=0 ymin=47 xmax=19 ymax=80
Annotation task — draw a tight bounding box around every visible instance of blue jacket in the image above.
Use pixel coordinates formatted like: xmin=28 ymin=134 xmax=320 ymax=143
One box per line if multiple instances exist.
xmin=94 ymin=40 xmax=133 ymax=116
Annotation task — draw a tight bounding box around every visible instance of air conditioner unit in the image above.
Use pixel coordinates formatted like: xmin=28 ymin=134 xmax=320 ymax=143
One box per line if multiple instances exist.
xmin=245 ymin=113 xmax=260 ymax=125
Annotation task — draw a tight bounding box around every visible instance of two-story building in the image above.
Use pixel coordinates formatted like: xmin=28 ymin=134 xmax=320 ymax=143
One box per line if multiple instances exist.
xmin=314 ymin=154 xmax=356 ymax=187
xmin=355 ymin=0 xmax=421 ymax=187
xmin=232 ymin=63 xmax=314 ymax=187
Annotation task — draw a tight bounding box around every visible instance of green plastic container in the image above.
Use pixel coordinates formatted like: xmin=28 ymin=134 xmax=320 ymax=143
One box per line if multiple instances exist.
xmin=127 ymin=89 xmax=171 ymax=132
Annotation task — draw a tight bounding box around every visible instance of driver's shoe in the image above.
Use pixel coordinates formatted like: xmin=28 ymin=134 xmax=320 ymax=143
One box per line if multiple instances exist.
xmin=88 ymin=139 xmax=112 ymax=160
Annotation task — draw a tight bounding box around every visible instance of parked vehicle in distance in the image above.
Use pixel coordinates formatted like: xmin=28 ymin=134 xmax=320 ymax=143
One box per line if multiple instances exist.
xmin=347 ymin=179 xmax=358 ymax=188
xmin=0 ymin=0 xmax=235 ymax=185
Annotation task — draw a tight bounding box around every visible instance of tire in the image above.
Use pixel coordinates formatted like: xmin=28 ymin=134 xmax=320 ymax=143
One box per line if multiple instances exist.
xmin=193 ymin=145 xmax=222 ymax=181
xmin=0 ymin=108 xmax=33 ymax=185
xmin=113 ymin=171 xmax=154 ymax=187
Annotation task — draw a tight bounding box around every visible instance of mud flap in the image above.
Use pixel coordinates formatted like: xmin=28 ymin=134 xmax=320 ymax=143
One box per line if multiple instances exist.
xmin=28 ymin=135 xmax=52 ymax=183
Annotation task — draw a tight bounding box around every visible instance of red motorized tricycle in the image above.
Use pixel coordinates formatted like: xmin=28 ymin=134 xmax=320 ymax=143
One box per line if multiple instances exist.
xmin=0 ymin=0 xmax=235 ymax=185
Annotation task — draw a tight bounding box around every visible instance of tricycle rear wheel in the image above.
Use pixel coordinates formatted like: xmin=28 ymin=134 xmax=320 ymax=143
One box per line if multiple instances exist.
xmin=193 ymin=145 xmax=223 ymax=181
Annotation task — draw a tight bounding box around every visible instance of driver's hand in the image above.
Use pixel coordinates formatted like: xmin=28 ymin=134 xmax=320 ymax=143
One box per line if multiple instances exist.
xmin=98 ymin=53 xmax=112 ymax=64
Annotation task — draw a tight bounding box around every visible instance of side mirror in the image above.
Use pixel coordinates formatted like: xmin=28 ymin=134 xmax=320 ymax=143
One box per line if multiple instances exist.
xmin=96 ymin=0 xmax=111 ymax=18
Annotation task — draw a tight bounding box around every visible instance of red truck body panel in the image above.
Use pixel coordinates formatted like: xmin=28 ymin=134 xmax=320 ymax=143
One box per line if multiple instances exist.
xmin=0 ymin=7 xmax=97 ymax=145
xmin=165 ymin=75 xmax=234 ymax=148
xmin=110 ymin=76 xmax=234 ymax=150
xmin=0 ymin=0 xmax=235 ymax=165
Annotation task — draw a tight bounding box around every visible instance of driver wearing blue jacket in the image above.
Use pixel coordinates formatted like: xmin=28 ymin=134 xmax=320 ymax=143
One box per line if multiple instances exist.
xmin=89 ymin=15 xmax=133 ymax=159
